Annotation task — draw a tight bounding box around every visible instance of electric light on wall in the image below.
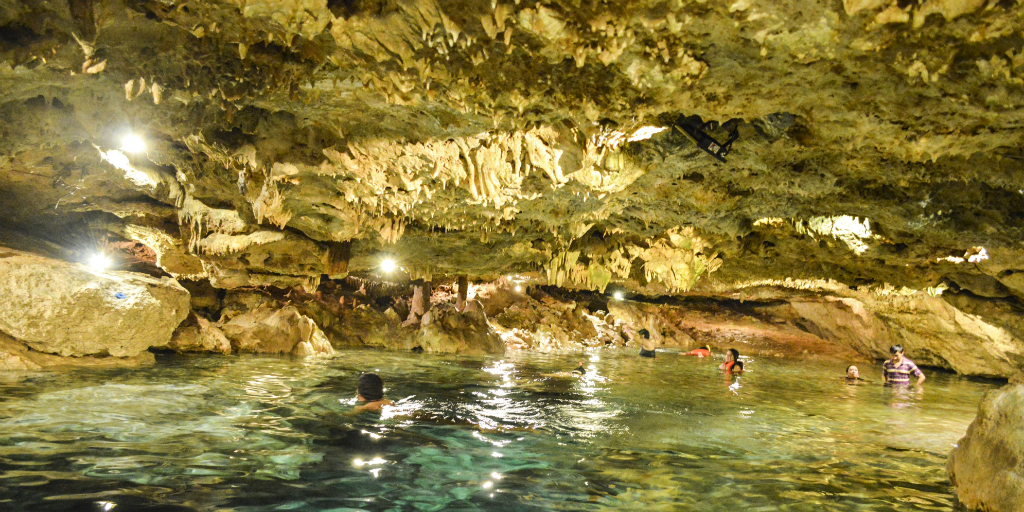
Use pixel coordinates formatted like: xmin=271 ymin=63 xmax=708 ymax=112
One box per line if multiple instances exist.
xmin=120 ymin=134 xmax=146 ymax=154
xmin=88 ymin=253 xmax=112 ymax=271
xmin=380 ymin=258 xmax=397 ymax=273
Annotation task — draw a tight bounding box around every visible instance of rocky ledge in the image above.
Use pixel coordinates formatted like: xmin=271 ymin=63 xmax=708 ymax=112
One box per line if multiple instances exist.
xmin=949 ymin=381 xmax=1024 ymax=512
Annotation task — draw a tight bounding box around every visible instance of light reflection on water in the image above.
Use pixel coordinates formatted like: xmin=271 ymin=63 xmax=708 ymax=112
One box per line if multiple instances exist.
xmin=0 ymin=350 xmax=997 ymax=511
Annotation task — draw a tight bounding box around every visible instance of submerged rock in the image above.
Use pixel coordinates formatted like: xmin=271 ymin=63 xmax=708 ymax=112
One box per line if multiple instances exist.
xmin=948 ymin=383 xmax=1024 ymax=512
xmin=0 ymin=247 xmax=189 ymax=357
xmin=220 ymin=304 xmax=335 ymax=357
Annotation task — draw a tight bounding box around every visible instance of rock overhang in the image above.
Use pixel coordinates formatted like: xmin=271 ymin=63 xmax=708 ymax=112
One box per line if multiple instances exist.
xmin=0 ymin=0 xmax=1021 ymax=303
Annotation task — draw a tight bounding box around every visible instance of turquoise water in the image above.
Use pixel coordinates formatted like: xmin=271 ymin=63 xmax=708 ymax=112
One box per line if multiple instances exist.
xmin=0 ymin=349 xmax=996 ymax=511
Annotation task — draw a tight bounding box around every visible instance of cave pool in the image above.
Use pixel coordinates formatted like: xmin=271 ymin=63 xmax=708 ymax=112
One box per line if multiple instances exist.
xmin=0 ymin=349 xmax=998 ymax=511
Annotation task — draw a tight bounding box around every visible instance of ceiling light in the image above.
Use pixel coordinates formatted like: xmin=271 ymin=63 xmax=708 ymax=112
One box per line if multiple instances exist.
xmin=88 ymin=253 xmax=112 ymax=271
xmin=120 ymin=134 xmax=145 ymax=153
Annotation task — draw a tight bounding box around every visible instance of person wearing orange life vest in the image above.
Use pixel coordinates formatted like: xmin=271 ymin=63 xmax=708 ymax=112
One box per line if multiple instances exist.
xmin=719 ymin=348 xmax=744 ymax=373
xmin=683 ymin=345 xmax=711 ymax=357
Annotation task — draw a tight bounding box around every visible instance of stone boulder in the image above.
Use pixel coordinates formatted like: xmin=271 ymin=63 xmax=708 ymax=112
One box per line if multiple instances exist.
xmin=413 ymin=302 xmax=505 ymax=355
xmin=220 ymin=305 xmax=335 ymax=357
xmin=948 ymin=383 xmax=1024 ymax=512
xmin=0 ymin=247 xmax=190 ymax=357
xmin=324 ymin=305 xmax=409 ymax=349
xmin=167 ymin=313 xmax=232 ymax=354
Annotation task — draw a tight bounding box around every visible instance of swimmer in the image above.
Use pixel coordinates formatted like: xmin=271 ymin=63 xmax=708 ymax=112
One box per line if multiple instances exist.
xmin=682 ymin=345 xmax=711 ymax=357
xmin=572 ymin=361 xmax=586 ymax=375
xmin=845 ymin=365 xmax=865 ymax=384
xmin=883 ymin=344 xmax=925 ymax=386
xmin=353 ymin=373 xmax=394 ymax=414
xmin=538 ymin=361 xmax=589 ymax=378
xmin=637 ymin=329 xmax=656 ymax=358
xmin=720 ymin=348 xmax=744 ymax=373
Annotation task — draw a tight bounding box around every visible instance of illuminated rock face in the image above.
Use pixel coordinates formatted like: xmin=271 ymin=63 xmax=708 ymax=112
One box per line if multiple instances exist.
xmin=0 ymin=248 xmax=190 ymax=357
xmin=220 ymin=305 xmax=335 ymax=357
xmin=949 ymin=383 xmax=1024 ymax=512
xmin=0 ymin=2 xmax=1023 ymax=367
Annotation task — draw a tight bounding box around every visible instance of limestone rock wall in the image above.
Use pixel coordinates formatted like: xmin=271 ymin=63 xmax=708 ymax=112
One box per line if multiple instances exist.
xmin=0 ymin=247 xmax=190 ymax=358
xmin=220 ymin=304 xmax=335 ymax=357
xmin=757 ymin=290 xmax=1024 ymax=377
xmin=166 ymin=312 xmax=232 ymax=354
xmin=948 ymin=383 xmax=1024 ymax=512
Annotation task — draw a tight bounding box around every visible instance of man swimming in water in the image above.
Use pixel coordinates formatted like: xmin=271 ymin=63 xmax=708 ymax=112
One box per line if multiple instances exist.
xmin=882 ymin=345 xmax=925 ymax=386
xmin=353 ymin=373 xmax=394 ymax=413
xmin=572 ymin=361 xmax=586 ymax=374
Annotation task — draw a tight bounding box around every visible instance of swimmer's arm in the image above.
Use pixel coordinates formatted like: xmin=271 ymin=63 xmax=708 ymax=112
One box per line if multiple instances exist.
xmin=916 ymin=372 xmax=926 ymax=386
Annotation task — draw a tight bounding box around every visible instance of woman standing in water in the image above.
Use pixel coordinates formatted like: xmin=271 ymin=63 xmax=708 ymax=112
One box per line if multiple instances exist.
xmin=720 ymin=348 xmax=744 ymax=373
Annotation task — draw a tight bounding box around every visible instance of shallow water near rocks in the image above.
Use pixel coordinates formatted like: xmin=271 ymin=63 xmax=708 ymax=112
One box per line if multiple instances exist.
xmin=0 ymin=349 xmax=997 ymax=511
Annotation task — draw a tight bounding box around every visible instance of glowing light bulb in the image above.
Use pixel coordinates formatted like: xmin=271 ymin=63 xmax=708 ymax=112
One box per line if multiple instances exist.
xmin=514 ymin=285 xmax=522 ymax=292
xmin=381 ymin=258 xmax=396 ymax=273
xmin=121 ymin=134 xmax=146 ymax=153
xmin=88 ymin=253 xmax=111 ymax=271
xmin=613 ymin=291 xmax=624 ymax=300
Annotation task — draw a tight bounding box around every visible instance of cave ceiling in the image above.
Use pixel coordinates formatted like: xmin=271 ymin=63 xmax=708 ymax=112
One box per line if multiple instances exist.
xmin=0 ymin=0 xmax=1022 ymax=298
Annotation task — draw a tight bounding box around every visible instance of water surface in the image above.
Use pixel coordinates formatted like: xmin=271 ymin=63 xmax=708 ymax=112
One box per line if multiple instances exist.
xmin=0 ymin=350 xmax=995 ymax=511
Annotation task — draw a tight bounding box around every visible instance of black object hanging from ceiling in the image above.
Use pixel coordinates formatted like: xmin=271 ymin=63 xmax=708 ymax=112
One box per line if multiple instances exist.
xmin=674 ymin=114 xmax=740 ymax=163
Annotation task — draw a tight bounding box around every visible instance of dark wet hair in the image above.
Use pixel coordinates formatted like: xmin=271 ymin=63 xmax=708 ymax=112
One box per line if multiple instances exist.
xmin=638 ymin=329 xmax=650 ymax=339
xmin=701 ymin=345 xmax=710 ymax=351
xmin=889 ymin=344 xmax=904 ymax=354
xmin=358 ymin=373 xmax=384 ymax=402
xmin=727 ymin=348 xmax=740 ymax=360
xmin=846 ymin=365 xmax=857 ymax=373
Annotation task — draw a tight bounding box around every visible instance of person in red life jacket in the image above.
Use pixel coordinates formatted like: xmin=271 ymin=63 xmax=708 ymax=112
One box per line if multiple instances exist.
xmin=882 ymin=344 xmax=925 ymax=386
xmin=683 ymin=345 xmax=711 ymax=357
xmin=719 ymin=348 xmax=744 ymax=373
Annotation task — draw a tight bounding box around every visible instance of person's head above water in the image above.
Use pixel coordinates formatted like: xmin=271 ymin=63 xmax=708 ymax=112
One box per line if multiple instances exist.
xmin=357 ymin=373 xmax=385 ymax=402
xmin=889 ymin=344 xmax=905 ymax=364
xmin=637 ymin=328 xmax=650 ymax=339
xmin=846 ymin=365 xmax=860 ymax=379
xmin=726 ymin=348 xmax=740 ymax=361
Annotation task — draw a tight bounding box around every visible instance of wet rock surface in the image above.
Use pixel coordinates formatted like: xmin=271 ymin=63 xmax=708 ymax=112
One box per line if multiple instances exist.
xmin=0 ymin=247 xmax=189 ymax=357
xmin=220 ymin=304 xmax=335 ymax=357
xmin=949 ymin=383 xmax=1024 ymax=512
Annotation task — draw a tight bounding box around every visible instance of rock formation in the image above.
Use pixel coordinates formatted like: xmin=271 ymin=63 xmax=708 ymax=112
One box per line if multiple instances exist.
xmin=166 ymin=312 xmax=232 ymax=354
xmin=0 ymin=246 xmax=189 ymax=358
xmin=0 ymin=0 xmax=1021 ymax=376
xmin=948 ymin=382 xmax=1024 ymax=512
xmin=220 ymin=304 xmax=335 ymax=357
